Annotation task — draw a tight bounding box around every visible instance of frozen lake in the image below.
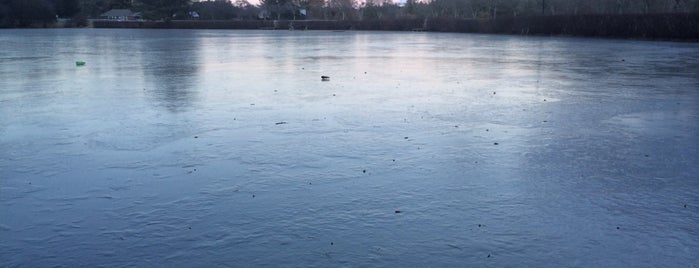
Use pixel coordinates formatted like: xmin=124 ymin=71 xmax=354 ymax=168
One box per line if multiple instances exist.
xmin=1 ymin=29 xmax=698 ymax=266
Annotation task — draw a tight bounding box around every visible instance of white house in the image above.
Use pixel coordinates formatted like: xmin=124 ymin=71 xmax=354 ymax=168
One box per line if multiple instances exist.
xmin=100 ymin=9 xmax=142 ymax=21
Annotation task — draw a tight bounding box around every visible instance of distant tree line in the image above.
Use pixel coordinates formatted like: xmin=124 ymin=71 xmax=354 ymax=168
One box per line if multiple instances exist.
xmin=0 ymin=0 xmax=79 ymax=26
xmin=1 ymin=0 xmax=698 ymax=27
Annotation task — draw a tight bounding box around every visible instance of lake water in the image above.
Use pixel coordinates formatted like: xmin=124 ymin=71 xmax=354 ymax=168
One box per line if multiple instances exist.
xmin=1 ymin=29 xmax=698 ymax=267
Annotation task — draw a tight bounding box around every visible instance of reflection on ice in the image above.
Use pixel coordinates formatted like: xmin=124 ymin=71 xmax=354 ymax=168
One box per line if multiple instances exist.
xmin=1 ymin=29 xmax=698 ymax=267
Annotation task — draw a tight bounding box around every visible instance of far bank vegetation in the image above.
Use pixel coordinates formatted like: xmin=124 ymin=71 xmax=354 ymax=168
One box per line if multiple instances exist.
xmin=1 ymin=0 xmax=698 ymax=40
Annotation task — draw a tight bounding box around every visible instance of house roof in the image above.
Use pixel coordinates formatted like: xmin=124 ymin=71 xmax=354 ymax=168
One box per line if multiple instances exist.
xmin=101 ymin=9 xmax=136 ymax=17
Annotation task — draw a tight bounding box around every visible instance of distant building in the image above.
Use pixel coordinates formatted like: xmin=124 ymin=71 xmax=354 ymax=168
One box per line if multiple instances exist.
xmin=100 ymin=9 xmax=142 ymax=21
xmin=366 ymin=0 xmax=393 ymax=5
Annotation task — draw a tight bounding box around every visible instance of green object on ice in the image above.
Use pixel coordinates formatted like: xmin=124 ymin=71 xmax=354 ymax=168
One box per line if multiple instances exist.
xmin=75 ymin=61 xmax=85 ymax=66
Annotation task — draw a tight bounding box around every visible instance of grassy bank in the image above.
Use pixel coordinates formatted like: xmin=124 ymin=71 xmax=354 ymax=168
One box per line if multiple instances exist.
xmin=91 ymin=13 xmax=698 ymax=41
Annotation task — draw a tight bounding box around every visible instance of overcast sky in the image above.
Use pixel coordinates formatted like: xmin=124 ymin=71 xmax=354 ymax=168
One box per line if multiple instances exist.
xmin=243 ymin=0 xmax=407 ymax=5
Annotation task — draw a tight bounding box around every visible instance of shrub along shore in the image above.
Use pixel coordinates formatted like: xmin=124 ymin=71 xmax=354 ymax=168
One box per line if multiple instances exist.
xmin=88 ymin=13 xmax=698 ymax=41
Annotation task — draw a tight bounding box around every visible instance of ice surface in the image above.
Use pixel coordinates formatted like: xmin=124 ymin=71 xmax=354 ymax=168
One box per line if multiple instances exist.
xmin=1 ymin=29 xmax=698 ymax=266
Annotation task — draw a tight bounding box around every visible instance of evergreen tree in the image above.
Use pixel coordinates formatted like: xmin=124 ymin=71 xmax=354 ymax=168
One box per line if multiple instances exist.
xmin=134 ymin=0 xmax=190 ymax=20
xmin=192 ymin=0 xmax=236 ymax=20
xmin=3 ymin=0 xmax=56 ymax=26
xmin=109 ymin=0 xmax=131 ymax=9
xmin=53 ymin=0 xmax=80 ymax=17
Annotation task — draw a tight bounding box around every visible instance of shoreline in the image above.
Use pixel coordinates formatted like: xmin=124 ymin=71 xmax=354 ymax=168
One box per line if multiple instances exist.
xmin=6 ymin=13 xmax=699 ymax=42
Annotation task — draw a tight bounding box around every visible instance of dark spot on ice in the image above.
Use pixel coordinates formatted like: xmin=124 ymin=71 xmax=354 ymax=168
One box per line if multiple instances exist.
xmin=333 ymin=94 xmax=336 ymax=96
xmin=494 ymin=142 xmax=499 ymax=145
xmin=194 ymin=136 xmax=198 ymax=138
xmin=331 ymin=242 xmax=334 ymax=245
xmin=543 ymin=120 xmax=548 ymax=123
xmin=188 ymin=226 xmax=191 ymax=230
xmin=616 ymin=226 xmax=620 ymax=230
xmin=486 ymin=129 xmax=489 ymax=132
xmin=544 ymin=99 xmax=547 ymax=102
xmin=276 ymin=121 xmax=288 ymax=125
xmin=644 ymin=154 xmax=649 ymax=157
xmin=404 ymin=137 xmax=409 ymax=139
xmin=363 ymin=170 xmax=366 ymax=173
xmin=321 ymin=75 xmax=330 ymax=81
xmin=487 ymin=254 xmax=491 ymax=258
xmin=478 ymin=224 xmax=482 ymax=227
xmin=193 ymin=169 xmax=196 ymax=171
xmin=252 ymin=194 xmax=255 ymax=198
xmin=621 ymin=59 xmax=625 ymax=62
xmin=455 ymin=125 xmax=459 ymax=128
xmin=274 ymin=90 xmax=277 ymax=92
xmin=395 ymin=210 xmax=401 ymax=213
xmin=302 ymin=67 xmax=305 ymax=70
xmin=684 ymin=204 xmax=687 ymax=208
xmin=364 ymin=72 xmax=367 ymax=74
xmin=392 ymin=159 xmax=395 ymax=162
xmin=250 ymin=103 xmax=255 ymax=106
xmin=493 ymin=92 xmax=496 ymax=95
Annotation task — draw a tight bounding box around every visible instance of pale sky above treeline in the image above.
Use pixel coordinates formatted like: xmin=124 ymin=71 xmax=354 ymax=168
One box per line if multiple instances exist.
xmin=242 ymin=0 xmax=409 ymax=5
